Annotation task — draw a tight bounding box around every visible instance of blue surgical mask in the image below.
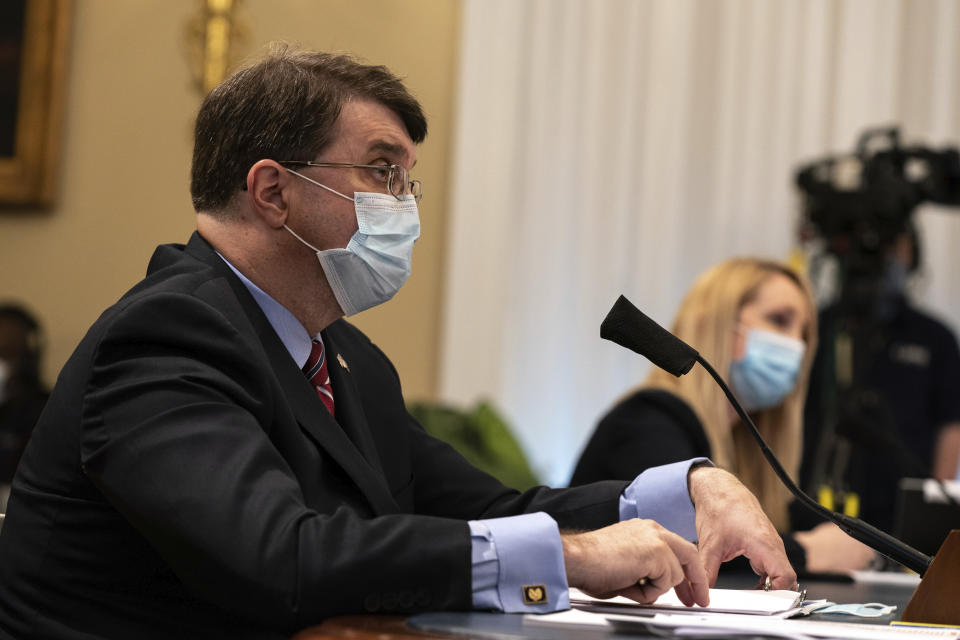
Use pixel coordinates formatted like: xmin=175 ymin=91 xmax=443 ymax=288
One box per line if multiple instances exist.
xmin=730 ymin=327 xmax=805 ymax=411
xmin=882 ymin=258 xmax=909 ymax=296
xmin=284 ymin=170 xmax=420 ymax=316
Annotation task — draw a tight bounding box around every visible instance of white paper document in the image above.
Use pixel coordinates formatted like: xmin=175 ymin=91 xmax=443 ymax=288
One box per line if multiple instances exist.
xmin=525 ymin=608 xmax=960 ymax=640
xmin=569 ymin=586 xmax=804 ymax=616
xmin=607 ymin=613 xmax=960 ymax=640
xmin=523 ymin=608 xmax=612 ymax=632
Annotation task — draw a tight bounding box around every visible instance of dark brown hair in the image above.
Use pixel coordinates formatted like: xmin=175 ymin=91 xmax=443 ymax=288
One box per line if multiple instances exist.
xmin=190 ymin=45 xmax=427 ymax=214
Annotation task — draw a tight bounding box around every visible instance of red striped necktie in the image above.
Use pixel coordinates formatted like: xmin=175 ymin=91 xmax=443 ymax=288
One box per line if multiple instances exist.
xmin=304 ymin=339 xmax=335 ymax=415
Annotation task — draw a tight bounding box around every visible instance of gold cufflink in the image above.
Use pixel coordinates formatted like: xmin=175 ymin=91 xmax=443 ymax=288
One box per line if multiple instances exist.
xmin=522 ymin=584 xmax=547 ymax=605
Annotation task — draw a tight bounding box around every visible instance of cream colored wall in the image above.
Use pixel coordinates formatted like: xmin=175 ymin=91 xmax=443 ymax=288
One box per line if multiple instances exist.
xmin=0 ymin=0 xmax=460 ymax=400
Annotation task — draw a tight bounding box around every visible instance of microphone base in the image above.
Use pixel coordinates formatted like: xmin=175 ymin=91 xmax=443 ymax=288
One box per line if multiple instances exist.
xmin=902 ymin=529 xmax=960 ymax=625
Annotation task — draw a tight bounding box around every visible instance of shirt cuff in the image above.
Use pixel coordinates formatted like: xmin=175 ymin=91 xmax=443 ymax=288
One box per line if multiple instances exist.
xmin=468 ymin=513 xmax=569 ymax=613
xmin=618 ymin=457 xmax=712 ymax=541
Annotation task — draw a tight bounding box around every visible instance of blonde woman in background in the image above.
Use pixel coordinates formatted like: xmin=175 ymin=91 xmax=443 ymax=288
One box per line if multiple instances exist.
xmin=571 ymin=257 xmax=874 ymax=573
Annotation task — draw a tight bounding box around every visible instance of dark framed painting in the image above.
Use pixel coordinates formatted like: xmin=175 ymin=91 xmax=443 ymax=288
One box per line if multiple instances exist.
xmin=0 ymin=0 xmax=71 ymax=206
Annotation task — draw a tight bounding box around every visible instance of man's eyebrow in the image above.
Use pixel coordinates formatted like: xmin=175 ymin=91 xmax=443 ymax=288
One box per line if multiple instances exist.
xmin=367 ymin=140 xmax=406 ymax=156
xmin=367 ymin=140 xmax=416 ymax=167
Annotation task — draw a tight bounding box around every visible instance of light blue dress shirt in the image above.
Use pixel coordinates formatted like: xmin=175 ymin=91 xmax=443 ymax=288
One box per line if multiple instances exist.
xmin=220 ymin=255 xmax=709 ymax=614
xmin=468 ymin=458 xmax=707 ymax=612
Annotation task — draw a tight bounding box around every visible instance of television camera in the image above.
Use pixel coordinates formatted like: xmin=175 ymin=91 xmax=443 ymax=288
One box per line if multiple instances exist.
xmin=795 ymin=126 xmax=960 ymax=319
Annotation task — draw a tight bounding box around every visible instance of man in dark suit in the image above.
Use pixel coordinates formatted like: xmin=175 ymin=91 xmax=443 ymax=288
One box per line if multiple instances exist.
xmin=0 ymin=47 xmax=794 ymax=639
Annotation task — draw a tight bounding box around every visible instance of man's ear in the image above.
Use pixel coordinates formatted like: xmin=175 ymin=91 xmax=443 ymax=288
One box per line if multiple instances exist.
xmin=246 ymin=159 xmax=292 ymax=228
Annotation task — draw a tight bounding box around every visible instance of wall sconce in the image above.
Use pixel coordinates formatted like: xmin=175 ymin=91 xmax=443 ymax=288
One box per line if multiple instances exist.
xmin=186 ymin=0 xmax=248 ymax=96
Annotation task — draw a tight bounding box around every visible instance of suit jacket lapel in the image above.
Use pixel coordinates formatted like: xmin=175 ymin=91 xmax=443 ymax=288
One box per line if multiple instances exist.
xmin=183 ymin=233 xmax=400 ymax=516
xmin=267 ymin=339 xmax=400 ymax=516
xmin=320 ymin=328 xmax=388 ymax=480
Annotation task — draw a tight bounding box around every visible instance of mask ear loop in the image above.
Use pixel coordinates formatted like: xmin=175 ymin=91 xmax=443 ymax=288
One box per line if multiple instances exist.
xmin=286 ymin=168 xmax=354 ymax=202
xmin=283 ymin=168 xmax=358 ymax=253
xmin=282 ymin=223 xmax=323 ymax=254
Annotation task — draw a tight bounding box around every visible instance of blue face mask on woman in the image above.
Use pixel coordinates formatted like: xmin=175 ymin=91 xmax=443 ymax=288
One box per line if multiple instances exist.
xmin=730 ymin=327 xmax=805 ymax=411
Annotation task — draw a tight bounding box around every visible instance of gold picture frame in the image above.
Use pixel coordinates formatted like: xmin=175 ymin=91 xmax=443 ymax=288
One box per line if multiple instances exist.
xmin=0 ymin=0 xmax=71 ymax=206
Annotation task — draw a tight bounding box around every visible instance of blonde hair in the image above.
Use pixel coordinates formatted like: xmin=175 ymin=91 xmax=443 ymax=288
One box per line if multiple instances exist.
xmin=643 ymin=257 xmax=817 ymax=531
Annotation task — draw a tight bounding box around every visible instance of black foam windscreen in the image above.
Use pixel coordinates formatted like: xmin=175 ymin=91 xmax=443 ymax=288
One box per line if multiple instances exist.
xmin=600 ymin=295 xmax=698 ymax=377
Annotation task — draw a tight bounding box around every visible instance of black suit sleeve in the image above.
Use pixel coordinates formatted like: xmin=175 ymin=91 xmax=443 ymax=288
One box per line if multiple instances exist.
xmin=351 ymin=331 xmax=627 ymax=531
xmin=405 ymin=419 xmax=626 ymax=529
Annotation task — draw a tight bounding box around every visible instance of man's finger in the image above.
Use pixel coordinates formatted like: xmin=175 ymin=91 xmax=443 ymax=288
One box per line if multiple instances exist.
xmin=618 ymin=583 xmax=667 ymax=605
xmin=672 ymin=567 xmax=709 ymax=607
xmin=644 ymin=554 xmax=683 ymax=600
xmin=695 ymin=539 xmax=724 ymax=587
xmin=749 ymin=555 xmax=797 ymax=591
xmin=768 ymin=571 xmax=798 ymax=590
xmin=673 ymin=579 xmax=696 ymax=607
xmin=662 ymin=534 xmax=710 ymax=606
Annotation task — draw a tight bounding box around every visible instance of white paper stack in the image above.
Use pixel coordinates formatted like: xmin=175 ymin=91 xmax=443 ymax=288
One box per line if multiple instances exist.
xmin=569 ymin=586 xmax=804 ymax=616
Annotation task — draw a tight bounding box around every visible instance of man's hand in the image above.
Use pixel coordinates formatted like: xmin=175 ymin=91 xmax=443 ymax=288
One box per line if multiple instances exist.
xmin=562 ymin=519 xmax=709 ymax=607
xmin=688 ymin=465 xmax=796 ymax=589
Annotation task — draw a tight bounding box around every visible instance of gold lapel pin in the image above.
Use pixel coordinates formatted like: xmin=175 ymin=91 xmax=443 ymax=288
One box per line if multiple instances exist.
xmin=337 ymin=353 xmax=349 ymax=371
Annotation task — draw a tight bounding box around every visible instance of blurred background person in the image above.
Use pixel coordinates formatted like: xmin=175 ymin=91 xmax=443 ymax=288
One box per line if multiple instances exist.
xmin=571 ymin=257 xmax=875 ymax=574
xmin=800 ymin=220 xmax=960 ymax=536
xmin=0 ymin=303 xmax=48 ymax=509
xmin=794 ymin=126 xmax=960 ymax=544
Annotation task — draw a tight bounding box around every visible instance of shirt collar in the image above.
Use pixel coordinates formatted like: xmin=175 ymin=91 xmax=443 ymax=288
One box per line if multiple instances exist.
xmin=216 ymin=252 xmax=317 ymax=369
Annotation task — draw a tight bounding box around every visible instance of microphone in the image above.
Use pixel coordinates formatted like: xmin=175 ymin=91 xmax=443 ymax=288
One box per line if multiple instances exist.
xmin=600 ymin=295 xmax=699 ymax=376
xmin=600 ymin=294 xmax=932 ymax=576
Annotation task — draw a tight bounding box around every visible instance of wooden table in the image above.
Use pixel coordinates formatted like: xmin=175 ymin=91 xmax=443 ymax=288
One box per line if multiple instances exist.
xmin=293 ymin=615 xmax=445 ymax=639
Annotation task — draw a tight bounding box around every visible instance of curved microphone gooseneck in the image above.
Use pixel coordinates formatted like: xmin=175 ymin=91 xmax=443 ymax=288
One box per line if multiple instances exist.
xmin=600 ymin=294 xmax=932 ymax=576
